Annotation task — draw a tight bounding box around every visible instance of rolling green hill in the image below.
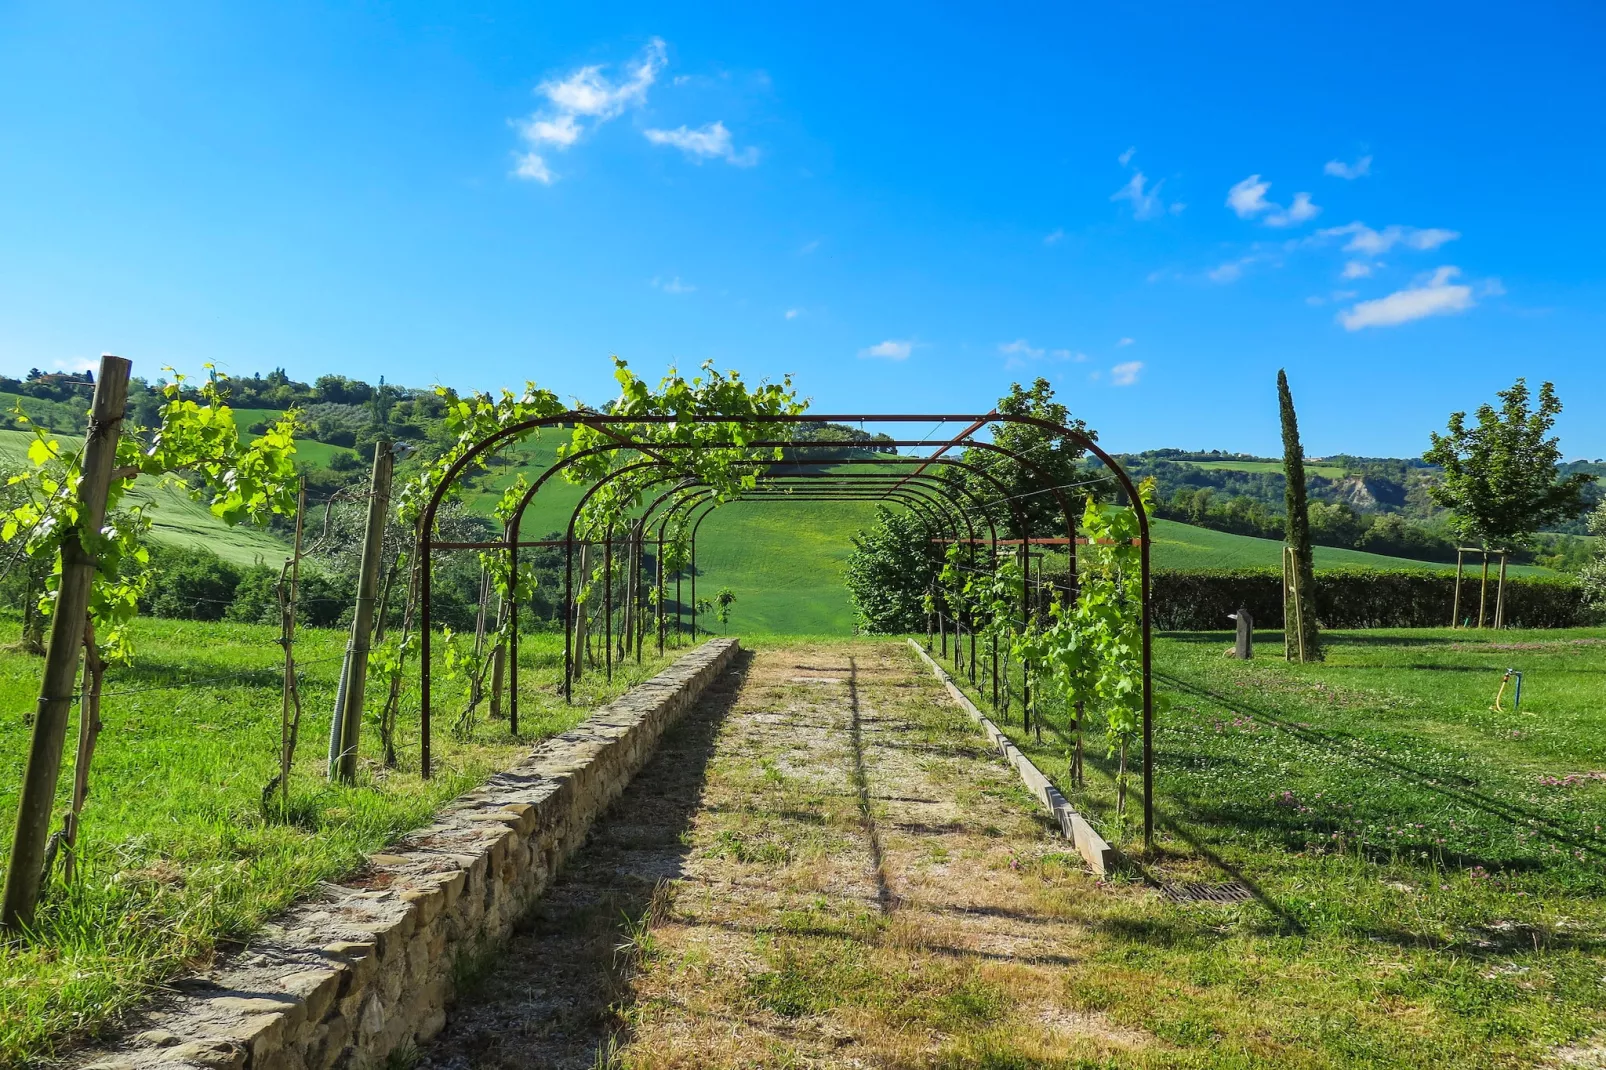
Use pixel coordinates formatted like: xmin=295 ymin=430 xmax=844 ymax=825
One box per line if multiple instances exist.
xmin=0 ymin=429 xmax=291 ymax=567
xmin=0 ymin=425 xmax=1556 ymax=632
xmin=1184 ymin=458 xmax=1347 ymax=478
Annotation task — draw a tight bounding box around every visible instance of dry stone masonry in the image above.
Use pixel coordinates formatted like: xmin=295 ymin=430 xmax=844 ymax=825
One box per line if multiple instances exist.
xmin=74 ymin=638 xmax=741 ymax=1070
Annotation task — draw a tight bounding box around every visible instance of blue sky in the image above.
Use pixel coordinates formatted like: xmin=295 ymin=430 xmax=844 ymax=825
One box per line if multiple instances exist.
xmin=2 ymin=2 xmax=1603 ymax=458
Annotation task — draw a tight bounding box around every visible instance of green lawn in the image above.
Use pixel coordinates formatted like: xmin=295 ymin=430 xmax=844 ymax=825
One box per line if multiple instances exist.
xmin=0 ymin=615 xmax=677 ymax=1068
xmin=949 ymin=627 xmax=1606 ymax=1067
xmin=1150 ymin=516 xmax=1551 ymax=574
xmin=1184 ymin=458 xmax=1349 ymax=478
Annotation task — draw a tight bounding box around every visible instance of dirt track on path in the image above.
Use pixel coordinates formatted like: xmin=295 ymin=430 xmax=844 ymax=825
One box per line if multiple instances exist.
xmin=418 ymin=640 xmax=1151 ymax=1069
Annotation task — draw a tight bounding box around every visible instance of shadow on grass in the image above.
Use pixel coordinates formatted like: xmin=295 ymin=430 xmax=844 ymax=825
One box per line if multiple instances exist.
xmin=1158 ymin=670 xmax=1606 ymax=866
xmin=419 ymin=648 xmax=751 ymax=1069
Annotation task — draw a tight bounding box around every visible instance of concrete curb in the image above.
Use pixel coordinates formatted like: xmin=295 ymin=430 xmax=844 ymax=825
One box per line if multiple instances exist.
xmin=74 ymin=638 xmax=742 ymax=1070
xmin=906 ymin=639 xmax=1117 ymax=876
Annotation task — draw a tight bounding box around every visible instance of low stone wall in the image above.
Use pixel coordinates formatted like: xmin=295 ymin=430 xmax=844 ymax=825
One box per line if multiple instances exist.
xmin=77 ymin=638 xmax=741 ymax=1070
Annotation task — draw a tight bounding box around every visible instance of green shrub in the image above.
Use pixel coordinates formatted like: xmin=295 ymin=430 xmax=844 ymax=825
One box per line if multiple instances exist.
xmin=1146 ymin=567 xmax=1598 ymax=630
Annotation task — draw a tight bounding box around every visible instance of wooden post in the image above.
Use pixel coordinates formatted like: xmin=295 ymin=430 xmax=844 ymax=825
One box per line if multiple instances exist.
xmin=2 ymin=354 xmax=130 ymax=932
xmin=277 ymin=477 xmax=307 ymax=805
xmin=1478 ymin=551 xmax=1490 ymax=629
xmin=1494 ymin=553 xmax=1509 ymax=629
xmin=331 ymin=440 xmax=394 ymax=783
xmin=1452 ymin=549 xmax=1464 ymax=627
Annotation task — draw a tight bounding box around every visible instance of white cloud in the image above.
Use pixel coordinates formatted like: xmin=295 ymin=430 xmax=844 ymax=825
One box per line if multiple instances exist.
xmin=1338 ymin=266 xmax=1476 ymax=330
xmin=1227 ymin=175 xmax=1273 ymax=218
xmin=51 ymin=356 xmax=95 ymax=372
xmin=1229 ymin=175 xmax=1319 ymax=226
xmin=1208 ymin=256 xmax=1256 ymax=283
xmin=798 ymin=239 xmax=820 ymax=255
xmin=784 ymin=308 xmax=801 ymax=320
xmin=1324 ymin=154 xmax=1373 ymax=180
xmin=643 ymin=120 xmax=758 ymax=166
xmin=860 ymin=339 xmax=913 ymax=360
xmin=1341 ymin=260 xmax=1375 ymax=279
xmin=651 ymin=275 xmax=695 ymax=294
xmin=998 ymin=339 xmax=1044 ymax=359
xmin=1118 ymin=146 xmax=1136 ymax=166
xmin=1266 ymin=191 xmax=1320 ymax=227
xmin=1044 ymin=228 xmax=1065 ymax=245
xmin=1117 ymin=337 xmax=1135 ymax=347
xmin=1110 ymin=361 xmax=1144 ymax=386
xmin=1319 ymin=222 xmax=1459 ymax=255
xmin=513 ymin=152 xmax=555 ymax=184
xmin=511 ymin=38 xmax=668 ymax=183
xmin=1111 ymin=172 xmax=1175 ymax=220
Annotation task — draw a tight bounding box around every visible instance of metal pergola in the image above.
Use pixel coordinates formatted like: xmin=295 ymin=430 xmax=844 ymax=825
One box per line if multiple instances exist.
xmin=415 ymin=412 xmax=1155 ymax=841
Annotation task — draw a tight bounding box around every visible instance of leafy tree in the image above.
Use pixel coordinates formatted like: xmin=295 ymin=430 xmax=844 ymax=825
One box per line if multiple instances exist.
xmin=714 ymin=587 xmax=736 ymax=632
xmin=844 ymin=506 xmax=943 ymax=632
xmin=1579 ymin=500 xmax=1606 ymax=608
xmin=1278 ymin=370 xmax=1321 ymax=660
xmin=954 ymin=377 xmax=1096 ymax=539
xmin=1423 ymin=378 xmax=1590 ymax=548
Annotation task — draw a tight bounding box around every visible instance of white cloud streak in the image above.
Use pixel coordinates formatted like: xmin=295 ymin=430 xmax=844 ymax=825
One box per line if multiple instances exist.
xmin=860 ymin=339 xmax=913 ymax=360
xmin=1324 ymin=154 xmax=1373 ymax=180
xmin=1118 ymin=146 xmax=1136 ymax=166
xmin=1319 ymin=222 xmax=1459 ymax=255
xmin=643 ymin=120 xmax=758 ymax=166
xmin=1337 ymin=266 xmax=1476 ymax=330
xmin=651 ymin=275 xmax=695 ymax=294
xmin=512 ymin=38 xmax=668 ymax=183
xmin=1117 ymin=337 xmax=1135 ymax=347
xmin=1110 ymin=361 xmax=1144 ymax=386
xmin=1111 ymin=172 xmax=1181 ymax=220
xmin=1228 ymin=175 xmax=1319 ymax=226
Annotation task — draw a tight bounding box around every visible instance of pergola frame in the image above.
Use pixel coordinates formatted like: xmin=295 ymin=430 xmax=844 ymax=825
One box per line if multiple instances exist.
xmin=416 ymin=412 xmax=1155 ymax=842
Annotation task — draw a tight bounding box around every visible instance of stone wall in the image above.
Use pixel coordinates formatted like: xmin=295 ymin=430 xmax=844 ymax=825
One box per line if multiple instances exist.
xmin=77 ymin=638 xmax=741 ymax=1070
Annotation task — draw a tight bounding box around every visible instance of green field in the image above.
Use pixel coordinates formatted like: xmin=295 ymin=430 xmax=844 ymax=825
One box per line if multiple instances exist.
xmin=1150 ymin=516 xmax=1551 ymax=574
xmin=0 ymin=430 xmax=290 ymax=567
xmin=958 ymin=627 xmax=1606 ymax=1066
xmin=0 ymin=616 xmax=675 ymax=1067
xmin=1185 ymin=457 xmax=1348 ymax=478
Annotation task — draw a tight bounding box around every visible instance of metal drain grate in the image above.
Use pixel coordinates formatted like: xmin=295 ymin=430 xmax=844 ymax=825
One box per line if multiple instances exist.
xmin=1161 ymin=881 xmax=1254 ymax=905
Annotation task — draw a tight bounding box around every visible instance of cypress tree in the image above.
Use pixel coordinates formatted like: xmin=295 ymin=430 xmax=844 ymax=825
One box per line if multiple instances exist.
xmin=1278 ymin=369 xmax=1322 ymax=660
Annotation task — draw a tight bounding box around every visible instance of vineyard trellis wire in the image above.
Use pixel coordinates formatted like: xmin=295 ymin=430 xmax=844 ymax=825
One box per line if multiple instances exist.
xmin=414 ymin=411 xmax=1158 ymax=845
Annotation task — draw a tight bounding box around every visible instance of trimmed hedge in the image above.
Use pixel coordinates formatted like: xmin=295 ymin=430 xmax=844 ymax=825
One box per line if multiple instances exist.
xmin=1148 ymin=567 xmax=1599 ymax=631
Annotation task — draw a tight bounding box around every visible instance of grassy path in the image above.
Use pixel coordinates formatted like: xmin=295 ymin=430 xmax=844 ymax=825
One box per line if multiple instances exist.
xmin=419 ymin=640 xmax=1156 ymax=1068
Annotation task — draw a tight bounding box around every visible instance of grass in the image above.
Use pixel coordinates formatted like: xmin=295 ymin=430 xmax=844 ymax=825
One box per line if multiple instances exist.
xmin=0 ymin=614 xmax=677 ymax=1067
xmin=943 ymin=626 xmax=1606 ymax=1065
xmin=1183 ymin=458 xmax=1349 ymax=478
xmin=0 ymin=429 xmax=291 ymax=568
xmin=1150 ymin=517 xmax=1552 ymax=574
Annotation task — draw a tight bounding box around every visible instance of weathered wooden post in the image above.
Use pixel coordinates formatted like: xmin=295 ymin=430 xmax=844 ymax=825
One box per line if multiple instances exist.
xmin=2 ymin=354 xmax=130 ymax=932
xmin=330 ymin=439 xmax=394 ymax=783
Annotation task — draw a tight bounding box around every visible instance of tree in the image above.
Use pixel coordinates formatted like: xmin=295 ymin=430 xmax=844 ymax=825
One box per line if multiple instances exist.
xmin=714 ymin=587 xmax=736 ymax=632
xmin=1278 ymin=370 xmax=1321 ymax=661
xmin=1423 ymin=379 xmax=1590 ymax=548
xmin=844 ymin=506 xmax=943 ymax=632
xmin=1579 ymin=500 xmax=1606 ymax=608
xmin=955 ymin=378 xmax=1096 ymax=539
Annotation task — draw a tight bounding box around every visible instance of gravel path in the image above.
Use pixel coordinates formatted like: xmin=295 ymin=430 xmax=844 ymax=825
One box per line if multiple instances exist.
xmin=418 ymin=640 xmax=1150 ymax=1069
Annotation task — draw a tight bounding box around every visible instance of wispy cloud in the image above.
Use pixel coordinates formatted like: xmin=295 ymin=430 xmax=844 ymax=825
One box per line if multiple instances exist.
xmin=1112 ymin=172 xmax=1179 ymax=220
xmin=798 ymin=239 xmax=820 ymax=255
xmin=643 ymin=120 xmax=758 ymax=166
xmin=860 ymin=339 xmax=913 ymax=360
xmin=1117 ymin=337 xmax=1135 ymax=347
xmin=1324 ymin=154 xmax=1373 ymax=180
xmin=1337 ymin=266 xmax=1477 ymax=330
xmin=784 ymin=307 xmax=801 ymax=320
xmin=1208 ymin=256 xmax=1259 ymax=283
xmin=1318 ymin=222 xmax=1459 ymax=256
xmin=651 ymin=275 xmax=695 ymax=294
xmin=1228 ymin=175 xmax=1320 ymax=227
xmin=1044 ymin=228 xmax=1065 ymax=245
xmin=1110 ymin=361 xmax=1144 ymax=386
xmin=1118 ymin=146 xmax=1136 ymax=166
xmin=998 ymin=339 xmax=1044 ymax=360
xmin=512 ymin=38 xmax=667 ymax=183
xmin=1341 ymin=259 xmax=1376 ymax=279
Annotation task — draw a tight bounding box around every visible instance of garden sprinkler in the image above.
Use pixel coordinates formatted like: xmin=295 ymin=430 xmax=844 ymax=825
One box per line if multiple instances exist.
xmin=1492 ymin=668 xmax=1523 ymax=714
